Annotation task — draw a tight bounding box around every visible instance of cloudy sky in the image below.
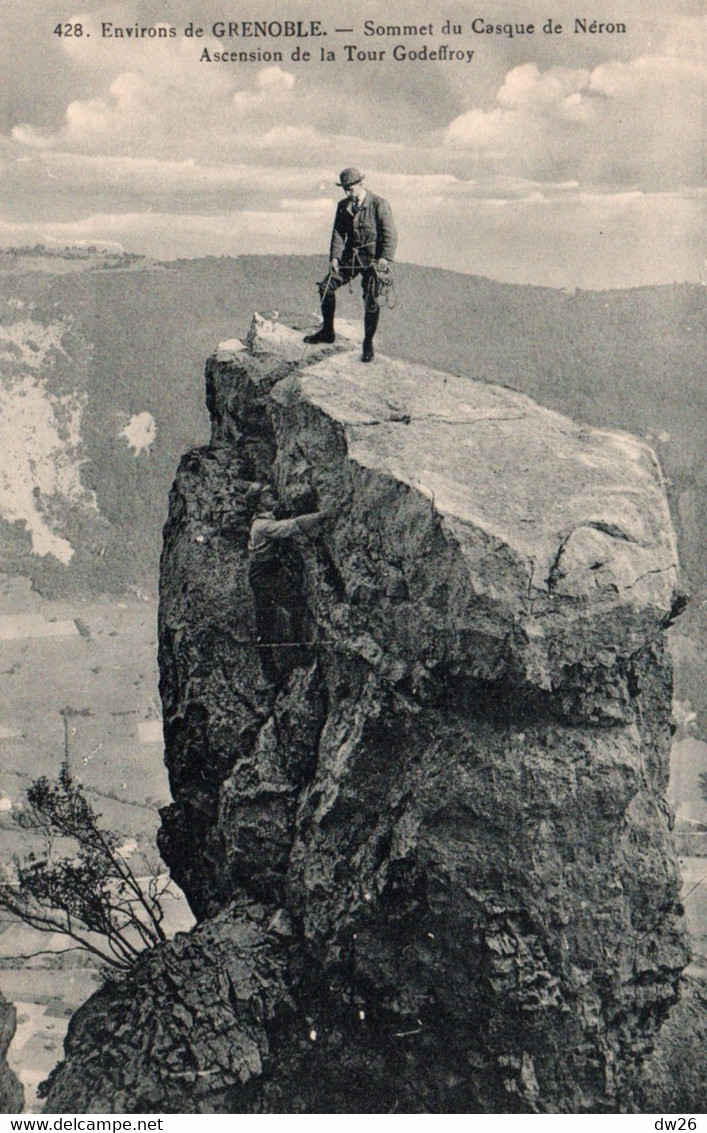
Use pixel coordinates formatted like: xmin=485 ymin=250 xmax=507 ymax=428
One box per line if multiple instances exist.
xmin=1 ymin=0 xmax=704 ymax=288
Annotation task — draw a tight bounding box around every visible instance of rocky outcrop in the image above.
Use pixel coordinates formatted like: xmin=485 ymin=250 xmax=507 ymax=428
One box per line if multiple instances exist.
xmin=0 ymin=991 xmax=24 ymax=1112
xmin=44 ymin=316 xmax=689 ymax=1113
xmin=635 ymin=977 xmax=707 ymax=1112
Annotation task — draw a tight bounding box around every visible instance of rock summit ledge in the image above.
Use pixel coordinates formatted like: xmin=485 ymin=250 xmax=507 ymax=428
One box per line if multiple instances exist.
xmin=43 ymin=315 xmax=689 ymax=1114
xmin=212 ymin=314 xmax=681 ymax=703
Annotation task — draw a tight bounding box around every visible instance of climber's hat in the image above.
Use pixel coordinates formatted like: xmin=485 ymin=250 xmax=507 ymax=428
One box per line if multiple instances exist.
xmin=336 ymin=167 xmax=364 ymax=188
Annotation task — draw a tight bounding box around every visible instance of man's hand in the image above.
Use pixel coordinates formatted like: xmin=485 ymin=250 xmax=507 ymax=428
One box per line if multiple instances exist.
xmin=378 ymin=257 xmax=389 ymax=267
xmin=330 ymin=257 xmax=340 ymax=271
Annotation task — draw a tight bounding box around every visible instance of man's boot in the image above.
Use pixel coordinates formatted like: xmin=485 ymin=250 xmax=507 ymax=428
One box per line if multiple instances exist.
xmin=362 ymin=307 xmax=379 ymax=362
xmin=304 ymin=291 xmax=336 ymax=344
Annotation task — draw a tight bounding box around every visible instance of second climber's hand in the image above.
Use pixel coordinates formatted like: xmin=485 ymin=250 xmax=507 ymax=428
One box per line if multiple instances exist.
xmin=378 ymin=257 xmax=389 ymax=267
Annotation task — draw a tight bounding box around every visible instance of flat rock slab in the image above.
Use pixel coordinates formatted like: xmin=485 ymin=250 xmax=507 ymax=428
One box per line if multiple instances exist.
xmin=207 ymin=311 xmax=682 ymax=687
xmin=286 ymin=352 xmax=677 ymax=598
xmin=265 ymin=341 xmax=681 ymax=688
xmin=0 ymin=614 xmax=79 ymax=640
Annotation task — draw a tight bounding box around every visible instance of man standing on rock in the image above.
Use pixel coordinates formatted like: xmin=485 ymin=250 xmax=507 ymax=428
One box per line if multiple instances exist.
xmin=304 ymin=167 xmax=397 ymax=363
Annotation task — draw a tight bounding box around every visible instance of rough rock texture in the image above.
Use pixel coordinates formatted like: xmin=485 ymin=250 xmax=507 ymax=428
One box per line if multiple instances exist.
xmin=0 ymin=991 xmax=24 ymax=1113
xmin=635 ymin=977 xmax=707 ymax=1112
xmin=44 ymin=315 xmax=690 ymax=1113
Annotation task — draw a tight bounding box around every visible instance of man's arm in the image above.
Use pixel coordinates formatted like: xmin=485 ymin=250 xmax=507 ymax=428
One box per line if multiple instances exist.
xmin=329 ymin=201 xmax=348 ymax=263
xmin=255 ymin=512 xmax=323 ymax=543
xmin=375 ymin=197 xmax=397 ymax=262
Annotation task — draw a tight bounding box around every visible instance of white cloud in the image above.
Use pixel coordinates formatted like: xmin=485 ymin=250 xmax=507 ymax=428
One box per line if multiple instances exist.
xmin=10 ymin=39 xmax=301 ymax=157
xmin=254 ymin=66 xmax=295 ymax=92
xmin=498 ymin=64 xmax=592 ymax=114
xmin=444 ymin=53 xmax=705 ymax=187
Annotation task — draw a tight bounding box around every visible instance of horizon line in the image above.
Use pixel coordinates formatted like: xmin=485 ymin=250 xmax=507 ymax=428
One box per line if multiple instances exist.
xmin=0 ymin=244 xmax=702 ymax=296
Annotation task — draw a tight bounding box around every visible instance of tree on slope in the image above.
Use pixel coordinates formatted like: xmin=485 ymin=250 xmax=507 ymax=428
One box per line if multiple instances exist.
xmin=0 ymin=762 xmax=171 ymax=970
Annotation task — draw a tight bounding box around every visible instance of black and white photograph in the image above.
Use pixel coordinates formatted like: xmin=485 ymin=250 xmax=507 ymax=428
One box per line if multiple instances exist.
xmin=0 ymin=0 xmax=704 ymax=1117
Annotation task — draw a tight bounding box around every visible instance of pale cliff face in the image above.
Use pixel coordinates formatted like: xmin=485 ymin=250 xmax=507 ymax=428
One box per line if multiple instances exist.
xmin=43 ymin=316 xmax=689 ymax=1114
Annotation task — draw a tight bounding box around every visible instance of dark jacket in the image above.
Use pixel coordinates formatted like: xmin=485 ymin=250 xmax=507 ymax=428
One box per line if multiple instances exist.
xmin=329 ymin=191 xmax=397 ymax=266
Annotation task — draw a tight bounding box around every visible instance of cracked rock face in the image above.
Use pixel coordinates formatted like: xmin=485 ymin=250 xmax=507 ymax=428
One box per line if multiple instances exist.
xmin=44 ymin=315 xmax=689 ymax=1114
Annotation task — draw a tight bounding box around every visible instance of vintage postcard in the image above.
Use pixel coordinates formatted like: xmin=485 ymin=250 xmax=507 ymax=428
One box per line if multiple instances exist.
xmin=0 ymin=0 xmax=704 ymax=1117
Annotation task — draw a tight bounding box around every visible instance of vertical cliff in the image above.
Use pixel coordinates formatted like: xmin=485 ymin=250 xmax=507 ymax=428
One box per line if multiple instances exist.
xmin=44 ymin=316 xmax=690 ymax=1113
